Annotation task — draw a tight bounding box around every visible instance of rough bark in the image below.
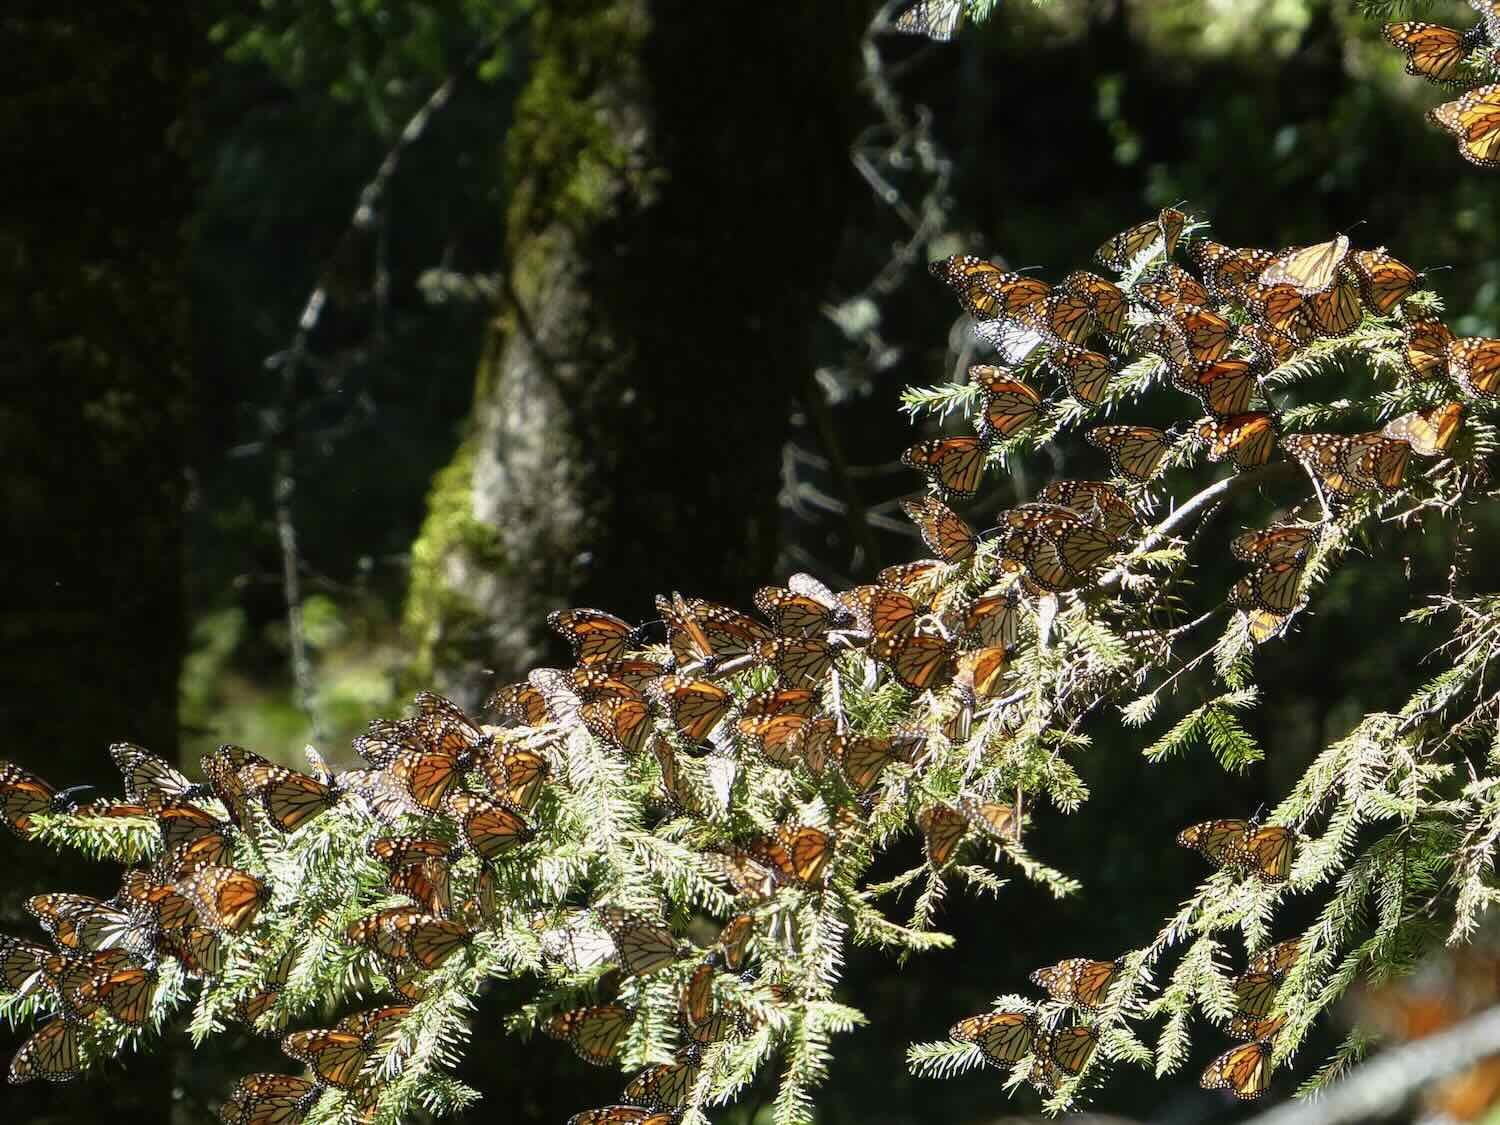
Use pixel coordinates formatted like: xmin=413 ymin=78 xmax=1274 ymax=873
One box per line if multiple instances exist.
xmin=406 ymin=0 xmax=871 ymax=704
xmin=0 ymin=3 xmax=198 ymax=1119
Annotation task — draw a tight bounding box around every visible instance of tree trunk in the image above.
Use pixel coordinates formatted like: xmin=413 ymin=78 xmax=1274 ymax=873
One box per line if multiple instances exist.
xmin=0 ymin=3 xmax=198 ymax=1119
xmin=405 ymin=0 xmax=871 ymax=704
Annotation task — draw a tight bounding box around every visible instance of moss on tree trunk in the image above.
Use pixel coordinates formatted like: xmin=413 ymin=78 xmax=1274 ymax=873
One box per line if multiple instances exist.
xmin=406 ymin=0 xmax=870 ymax=703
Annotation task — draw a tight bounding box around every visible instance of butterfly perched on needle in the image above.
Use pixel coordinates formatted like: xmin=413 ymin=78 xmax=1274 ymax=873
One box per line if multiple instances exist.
xmin=892 ymin=0 xmax=965 ymax=41
xmin=1428 ymin=82 xmax=1500 ymax=168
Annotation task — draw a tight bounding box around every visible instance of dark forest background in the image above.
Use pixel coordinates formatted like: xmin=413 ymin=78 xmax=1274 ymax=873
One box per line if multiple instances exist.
xmin=5 ymin=1 xmax=1500 ymax=1122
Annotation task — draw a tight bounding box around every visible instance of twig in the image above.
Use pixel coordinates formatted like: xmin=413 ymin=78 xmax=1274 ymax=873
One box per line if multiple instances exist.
xmin=1099 ymin=461 xmax=1301 ymax=591
xmin=1245 ymin=1004 xmax=1500 ymax=1125
xmin=263 ymin=43 xmax=489 ymax=739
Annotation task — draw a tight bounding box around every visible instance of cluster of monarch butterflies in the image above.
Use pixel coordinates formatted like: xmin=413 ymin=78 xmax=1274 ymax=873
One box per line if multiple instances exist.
xmin=944 ymin=953 xmax=1121 ymax=1092
xmin=1383 ymin=2 xmax=1500 ymax=167
xmin=926 ymin=207 xmax=1487 ymax=642
xmin=4 ymin=194 xmax=1491 ymax=1117
xmin=1195 ymin=940 xmax=1304 ymax=1100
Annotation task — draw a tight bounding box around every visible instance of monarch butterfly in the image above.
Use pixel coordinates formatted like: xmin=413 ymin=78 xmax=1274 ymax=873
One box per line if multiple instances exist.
xmin=1240 ymin=322 xmax=1301 ymax=367
xmin=1044 ymin=1024 xmax=1099 ymax=1076
xmin=0 ymin=936 xmax=52 ymax=995
xmin=8 ymin=1018 xmax=80 ymax=1083
xmin=1231 ymin=524 xmax=1319 ymax=565
xmin=566 ymin=1108 xmax=674 ymax=1125
xmin=595 ymin=908 xmax=684 ymax=978
xmin=746 ymin=824 xmax=835 ymax=886
xmin=110 ymin=742 xmax=209 ymax=803
xmin=1191 ymin=240 xmax=1275 ymax=301
xmin=1249 ymin=939 xmax=1302 ymax=975
xmin=157 ymin=797 xmax=232 ymax=856
xmin=622 ymin=1049 xmax=702 ymax=1110
xmin=1245 ymin=279 xmax=1313 ymax=341
xmin=40 ymin=891 xmax=147 ymax=955
xmin=917 ymin=803 xmax=968 ymax=867
xmin=1138 ymin=263 xmax=1212 ymax=312
xmin=679 ymin=962 xmax=744 ymax=1044
xmin=388 ymin=853 xmax=453 ymax=917
xmin=1095 ymin=208 xmax=1187 ymax=272
xmin=1448 ymin=335 xmax=1500 ymax=397
xmin=837 ymin=585 xmax=919 ymax=641
xmin=753 ymin=586 xmax=836 ymax=637
xmin=1349 ymin=434 xmax=1412 ymax=492
xmin=281 ymin=1019 xmax=392 ymax=1090
xmin=1241 ymin=824 xmax=1297 ymax=882
xmin=950 ymin=1010 xmax=1037 ymax=1067
xmin=900 ymin=497 xmax=977 ymax=563
xmin=1428 ymin=82 xmax=1500 ymax=167
xmin=958 ymin=794 xmax=1018 ymax=842
xmin=1048 ymin=343 xmax=1115 ymax=405
xmin=736 ymin=713 xmax=810 ymax=769
xmin=717 ymin=913 xmax=755 ymax=971
xmin=1177 ymin=818 xmax=1252 ymax=866
xmin=1305 ymin=271 xmax=1363 ymax=338
xmin=447 ymin=791 xmax=533 ymax=860
xmin=482 ymin=745 xmax=550 ymax=811
xmin=581 ymin=695 xmax=653 ymax=756
xmin=1403 ymin=316 xmax=1455 ymax=381
xmin=1244 ymin=605 xmax=1301 ymax=644
xmin=1133 ymin=317 xmax=1193 ymax=374
xmin=834 ymin=734 xmax=913 ymax=793
xmin=927 ymin=256 xmax=1043 ymax=318
xmin=548 ymin=608 xmax=638 ymax=665
xmin=1231 ymin=558 xmax=1307 ymax=615
xmin=901 ymin=436 xmax=991 ymax=500
xmin=652 ymin=677 xmax=732 ymax=742
xmin=1383 ymin=22 xmax=1476 ymax=85
xmin=385 ymin=742 xmax=473 ymax=812
xmin=545 ymin=1004 xmax=634 ymax=1065
xmin=218 ymin=1073 xmax=321 ymax=1124
xmin=1177 ymin=819 xmax=1297 ymax=882
xmin=790 ymin=716 xmax=839 ymax=775
xmin=233 ymin=944 xmax=297 ymax=1030
xmin=1060 ymin=271 xmax=1128 ymax=335
xmin=740 ymin=687 xmax=819 ymax=718
xmin=339 ymin=767 xmax=412 ymax=824
xmin=487 ymin=681 xmax=552 ymax=726
xmin=1032 ymin=957 xmax=1122 ymax=1012
xmin=893 ymin=0 xmax=964 ymax=40
xmin=1350 ymin=249 xmax=1419 ymax=315
xmin=1199 ymin=413 xmax=1278 ymax=470
xmin=169 ymin=925 xmax=228 ymax=978
xmin=1021 ymin=291 xmax=1094 ymax=346
xmin=876 ymin=558 xmax=945 ymax=593
xmin=1382 ymin=401 xmax=1464 ymax=456
xmin=1038 ymin=479 xmax=1137 ymax=542
xmin=971 ymin=366 xmax=1043 ymax=439
xmin=1086 ymin=425 xmax=1175 ymax=483
xmin=751 ymin=636 xmax=835 ymax=687
xmin=77 ymin=963 xmax=155 ymax=1025
xmin=872 ymin=632 xmax=955 ymax=691
xmin=706 ymin=851 xmax=777 ymax=902
xmin=235 ymin=764 xmax=337 ymax=833
xmin=534 ymin=910 xmax=617 ymax=973
xmin=528 ymin=665 xmax=632 ymax=708
xmin=1260 ymin=235 xmax=1350 ymax=295
xmin=658 ymin=593 xmax=774 ymax=666
xmin=1229 ymin=1014 xmax=1287 ymax=1044
xmin=1185 ymin=359 xmax=1258 ymax=418
xmin=1174 ymin=306 xmax=1237 ymax=364
xmin=349 ymin=910 xmax=470 ymax=969
xmin=962 ymin=590 xmax=1021 ymax=651
xmin=954 ymin=645 xmax=1009 ymax=702
xmin=1233 ymin=970 xmax=1285 ymax=1019
xmin=997 ymin=525 xmax=1075 ymax=593
xmin=0 ymin=760 xmax=61 ymax=836
xmin=176 ymin=865 xmax=268 ymax=935
xmin=1200 ymin=1040 xmax=1274 ymax=1100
